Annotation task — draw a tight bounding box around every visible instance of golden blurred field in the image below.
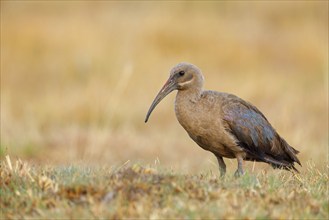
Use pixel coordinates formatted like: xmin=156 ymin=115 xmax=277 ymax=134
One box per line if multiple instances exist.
xmin=1 ymin=1 xmax=328 ymax=173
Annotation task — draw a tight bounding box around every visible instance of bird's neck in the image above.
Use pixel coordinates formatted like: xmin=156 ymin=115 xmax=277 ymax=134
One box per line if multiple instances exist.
xmin=176 ymin=87 xmax=203 ymax=104
xmin=174 ymin=87 xmax=203 ymax=132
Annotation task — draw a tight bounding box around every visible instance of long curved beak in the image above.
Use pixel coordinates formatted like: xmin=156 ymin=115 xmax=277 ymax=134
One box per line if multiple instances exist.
xmin=145 ymin=77 xmax=177 ymax=123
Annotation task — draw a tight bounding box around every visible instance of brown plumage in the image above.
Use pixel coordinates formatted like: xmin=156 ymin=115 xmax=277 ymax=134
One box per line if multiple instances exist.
xmin=145 ymin=63 xmax=301 ymax=177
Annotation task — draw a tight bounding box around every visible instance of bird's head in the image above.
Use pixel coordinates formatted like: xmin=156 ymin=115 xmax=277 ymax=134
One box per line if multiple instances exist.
xmin=145 ymin=62 xmax=204 ymax=123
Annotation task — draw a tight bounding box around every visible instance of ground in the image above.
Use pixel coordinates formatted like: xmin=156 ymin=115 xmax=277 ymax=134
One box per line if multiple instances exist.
xmin=1 ymin=156 xmax=328 ymax=219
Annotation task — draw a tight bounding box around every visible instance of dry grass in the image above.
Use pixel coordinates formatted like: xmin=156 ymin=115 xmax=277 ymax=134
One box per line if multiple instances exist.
xmin=0 ymin=1 xmax=328 ymax=218
xmin=1 ymin=155 xmax=328 ymax=219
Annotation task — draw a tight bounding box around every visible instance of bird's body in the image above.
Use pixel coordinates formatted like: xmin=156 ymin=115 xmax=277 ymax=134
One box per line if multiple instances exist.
xmin=145 ymin=63 xmax=301 ymax=176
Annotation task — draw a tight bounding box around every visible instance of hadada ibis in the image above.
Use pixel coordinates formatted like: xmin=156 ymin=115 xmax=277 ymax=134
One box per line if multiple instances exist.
xmin=145 ymin=63 xmax=301 ymax=177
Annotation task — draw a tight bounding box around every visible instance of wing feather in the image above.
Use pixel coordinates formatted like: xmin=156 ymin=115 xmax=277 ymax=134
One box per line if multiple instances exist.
xmin=222 ymin=94 xmax=300 ymax=169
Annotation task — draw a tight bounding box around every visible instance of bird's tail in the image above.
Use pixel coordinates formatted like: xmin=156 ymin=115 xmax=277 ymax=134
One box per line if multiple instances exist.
xmin=279 ymin=137 xmax=302 ymax=166
xmin=261 ymin=154 xmax=299 ymax=173
xmin=271 ymin=163 xmax=299 ymax=173
xmin=263 ymin=137 xmax=301 ymax=173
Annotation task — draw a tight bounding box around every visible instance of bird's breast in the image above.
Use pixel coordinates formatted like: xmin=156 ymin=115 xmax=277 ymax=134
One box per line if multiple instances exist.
xmin=175 ymin=96 xmax=207 ymax=133
xmin=175 ymin=94 xmax=222 ymax=145
xmin=174 ymin=91 xmax=219 ymax=132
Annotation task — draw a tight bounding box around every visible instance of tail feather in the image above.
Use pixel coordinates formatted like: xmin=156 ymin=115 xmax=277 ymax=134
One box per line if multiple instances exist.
xmin=279 ymin=138 xmax=301 ymax=166
xmin=271 ymin=163 xmax=300 ymax=173
xmin=244 ymin=150 xmax=300 ymax=173
xmin=263 ymin=154 xmax=300 ymax=173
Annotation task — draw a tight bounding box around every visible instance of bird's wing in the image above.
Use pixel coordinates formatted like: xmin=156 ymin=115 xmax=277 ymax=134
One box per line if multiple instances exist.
xmin=221 ymin=95 xmax=300 ymax=167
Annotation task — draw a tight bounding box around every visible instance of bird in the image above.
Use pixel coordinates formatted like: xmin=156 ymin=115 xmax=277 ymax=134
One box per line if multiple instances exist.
xmin=145 ymin=62 xmax=301 ymax=177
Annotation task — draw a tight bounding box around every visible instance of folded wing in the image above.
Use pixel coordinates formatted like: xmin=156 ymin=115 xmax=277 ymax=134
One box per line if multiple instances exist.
xmin=222 ymin=95 xmax=301 ymax=171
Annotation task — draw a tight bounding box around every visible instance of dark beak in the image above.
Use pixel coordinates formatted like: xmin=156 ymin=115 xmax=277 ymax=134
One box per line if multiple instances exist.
xmin=145 ymin=77 xmax=177 ymax=123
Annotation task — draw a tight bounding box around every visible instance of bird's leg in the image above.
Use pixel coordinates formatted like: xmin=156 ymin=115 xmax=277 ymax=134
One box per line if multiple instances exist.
xmin=216 ymin=155 xmax=226 ymax=177
xmin=234 ymin=154 xmax=245 ymax=177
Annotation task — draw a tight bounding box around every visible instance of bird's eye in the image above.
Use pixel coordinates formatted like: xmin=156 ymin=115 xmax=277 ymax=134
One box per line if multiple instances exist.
xmin=178 ymin=71 xmax=185 ymax=76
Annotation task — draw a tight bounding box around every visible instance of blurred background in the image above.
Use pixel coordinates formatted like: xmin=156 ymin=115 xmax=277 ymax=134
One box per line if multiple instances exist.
xmin=1 ymin=1 xmax=328 ymax=173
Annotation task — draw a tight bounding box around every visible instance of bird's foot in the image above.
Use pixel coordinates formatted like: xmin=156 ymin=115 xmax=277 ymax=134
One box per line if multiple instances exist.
xmin=234 ymin=169 xmax=245 ymax=178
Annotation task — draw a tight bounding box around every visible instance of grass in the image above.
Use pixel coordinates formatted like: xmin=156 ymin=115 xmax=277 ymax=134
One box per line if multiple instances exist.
xmin=1 ymin=156 xmax=328 ymax=219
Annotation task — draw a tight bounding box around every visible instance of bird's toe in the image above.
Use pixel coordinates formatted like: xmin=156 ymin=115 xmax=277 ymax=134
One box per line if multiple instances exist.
xmin=234 ymin=169 xmax=245 ymax=178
